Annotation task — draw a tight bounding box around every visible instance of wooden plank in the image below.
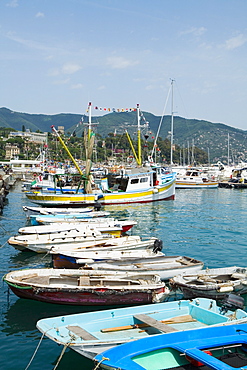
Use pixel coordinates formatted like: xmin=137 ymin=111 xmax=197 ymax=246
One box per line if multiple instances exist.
xmin=133 ymin=314 xmax=178 ymax=333
xmin=67 ymin=325 xmax=97 ymax=341
xmin=101 ymin=315 xmax=195 ymax=333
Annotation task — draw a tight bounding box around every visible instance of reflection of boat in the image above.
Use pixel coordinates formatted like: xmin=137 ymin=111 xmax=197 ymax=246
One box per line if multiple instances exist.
xmin=51 ymin=253 xmax=204 ymax=280
xmin=94 ymin=322 xmax=247 ymax=370
xmin=170 ymin=266 xmax=247 ymax=299
xmin=3 ymin=268 xmax=169 ymax=306
xmin=37 ymin=296 xmax=247 ymax=361
xmin=175 ymin=168 xmax=218 ymax=189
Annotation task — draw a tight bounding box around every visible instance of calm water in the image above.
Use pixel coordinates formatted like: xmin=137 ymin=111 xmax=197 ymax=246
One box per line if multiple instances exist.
xmin=0 ymin=183 xmax=247 ymax=369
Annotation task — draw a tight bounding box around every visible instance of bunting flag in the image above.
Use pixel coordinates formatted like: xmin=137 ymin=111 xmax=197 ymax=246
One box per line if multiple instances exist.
xmin=92 ymin=106 xmax=137 ymax=113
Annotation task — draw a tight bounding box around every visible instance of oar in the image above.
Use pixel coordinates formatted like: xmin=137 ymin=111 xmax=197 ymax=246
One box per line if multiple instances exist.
xmin=101 ymin=315 xmax=196 ymax=333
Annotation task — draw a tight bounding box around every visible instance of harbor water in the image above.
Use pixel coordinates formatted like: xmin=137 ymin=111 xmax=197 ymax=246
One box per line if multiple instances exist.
xmin=0 ymin=183 xmax=247 ymax=369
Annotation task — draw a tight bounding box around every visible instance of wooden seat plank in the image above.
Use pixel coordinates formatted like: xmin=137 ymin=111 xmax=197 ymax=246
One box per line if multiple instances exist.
xmin=133 ymin=314 xmax=178 ymax=333
xmin=67 ymin=325 xmax=97 ymax=340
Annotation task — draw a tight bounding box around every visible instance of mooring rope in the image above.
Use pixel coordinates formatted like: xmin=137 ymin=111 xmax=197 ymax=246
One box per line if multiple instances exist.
xmin=24 ymin=332 xmax=45 ymax=370
xmin=52 ymin=343 xmax=70 ymax=370
xmin=93 ymin=356 xmax=110 ymax=370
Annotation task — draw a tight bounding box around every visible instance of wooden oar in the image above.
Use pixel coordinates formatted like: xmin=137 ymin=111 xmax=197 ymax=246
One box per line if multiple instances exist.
xmin=101 ymin=315 xmax=196 ymax=333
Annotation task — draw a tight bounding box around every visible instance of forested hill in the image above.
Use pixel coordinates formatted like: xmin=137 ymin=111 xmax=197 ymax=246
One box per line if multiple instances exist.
xmin=0 ymin=107 xmax=246 ymax=162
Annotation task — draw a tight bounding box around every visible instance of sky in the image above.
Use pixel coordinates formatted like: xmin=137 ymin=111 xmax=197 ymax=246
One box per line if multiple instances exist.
xmin=1 ymin=0 xmax=247 ymax=130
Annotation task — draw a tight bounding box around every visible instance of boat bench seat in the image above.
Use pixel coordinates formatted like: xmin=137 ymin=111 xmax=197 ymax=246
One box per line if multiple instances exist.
xmin=67 ymin=325 xmax=97 ymax=341
xmin=133 ymin=314 xmax=178 ymax=333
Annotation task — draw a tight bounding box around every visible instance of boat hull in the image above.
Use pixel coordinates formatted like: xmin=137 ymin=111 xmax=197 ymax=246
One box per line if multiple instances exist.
xmin=25 ymin=180 xmax=175 ymax=206
xmin=8 ymin=285 xmax=165 ymax=305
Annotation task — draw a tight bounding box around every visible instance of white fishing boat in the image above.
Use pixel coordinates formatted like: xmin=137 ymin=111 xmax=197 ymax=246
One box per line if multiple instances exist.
xmin=170 ymin=266 xmax=247 ymax=299
xmin=9 ymin=233 xmax=161 ymax=254
xmin=51 ymin=248 xmax=166 ymax=268
xmin=52 ymin=253 xmax=204 ymax=280
xmin=29 ymin=211 xmax=110 ymax=225
xmin=175 ymin=168 xmax=218 ymax=189
xmin=18 ymin=218 xmax=137 ymax=235
xmin=48 ymin=236 xmax=162 ymax=255
xmin=22 ymin=205 xmax=95 ymax=219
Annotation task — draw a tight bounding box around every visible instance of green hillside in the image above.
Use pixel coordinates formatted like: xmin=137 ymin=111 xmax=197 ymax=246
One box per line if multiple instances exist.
xmin=0 ymin=107 xmax=246 ymax=163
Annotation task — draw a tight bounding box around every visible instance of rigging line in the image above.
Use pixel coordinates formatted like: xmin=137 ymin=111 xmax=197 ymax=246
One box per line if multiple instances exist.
xmin=0 ymin=240 xmax=8 ymax=249
xmin=151 ymin=84 xmax=172 ymax=158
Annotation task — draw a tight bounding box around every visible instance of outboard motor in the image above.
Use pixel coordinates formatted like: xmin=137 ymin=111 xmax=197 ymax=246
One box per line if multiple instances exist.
xmin=94 ymin=202 xmax=102 ymax=211
xmin=220 ymin=293 xmax=245 ymax=314
xmin=153 ymin=239 xmax=163 ymax=253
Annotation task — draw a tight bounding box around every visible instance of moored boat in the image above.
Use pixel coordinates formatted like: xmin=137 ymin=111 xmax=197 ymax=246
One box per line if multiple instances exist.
xmin=51 ymin=253 xmax=204 ymax=280
xmin=170 ymin=266 xmax=247 ymax=299
xmin=94 ymin=322 xmax=247 ymax=370
xmin=3 ymin=268 xmax=169 ymax=306
xmin=175 ymin=168 xmax=218 ymax=189
xmin=18 ymin=218 xmax=137 ymax=234
xmin=29 ymin=210 xmax=110 ymax=225
xmin=37 ymin=296 xmax=247 ymax=361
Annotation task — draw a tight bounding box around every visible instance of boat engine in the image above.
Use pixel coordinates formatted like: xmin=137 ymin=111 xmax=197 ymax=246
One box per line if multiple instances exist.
xmin=220 ymin=293 xmax=245 ymax=313
xmin=153 ymin=239 xmax=163 ymax=253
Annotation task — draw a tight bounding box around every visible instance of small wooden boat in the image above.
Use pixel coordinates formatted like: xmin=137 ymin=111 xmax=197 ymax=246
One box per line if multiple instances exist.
xmin=37 ymin=296 xmax=247 ymax=360
xmin=51 ymin=253 xmax=204 ymax=280
xmin=29 ymin=211 xmax=110 ymax=225
xmin=23 ymin=205 xmax=94 ymax=219
xmin=94 ymin=322 xmax=247 ymax=370
xmin=170 ymin=266 xmax=247 ymax=299
xmin=51 ymin=248 xmax=166 ymax=268
xmin=48 ymin=236 xmax=161 ymax=255
xmin=18 ymin=218 xmax=137 ymax=234
xmin=3 ymin=268 xmax=169 ymax=306
xmin=8 ymin=228 xmax=116 ymax=253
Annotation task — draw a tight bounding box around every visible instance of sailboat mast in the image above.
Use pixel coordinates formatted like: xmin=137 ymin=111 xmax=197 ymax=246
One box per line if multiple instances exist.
xmin=88 ymin=102 xmax=92 ymax=140
xmin=170 ymin=79 xmax=174 ymax=165
xmin=137 ymin=104 xmax=142 ymax=165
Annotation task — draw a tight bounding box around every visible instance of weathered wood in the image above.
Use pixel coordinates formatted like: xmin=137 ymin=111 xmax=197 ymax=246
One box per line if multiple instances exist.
xmin=133 ymin=314 xmax=178 ymax=333
xmin=101 ymin=315 xmax=195 ymax=333
xmin=67 ymin=325 xmax=97 ymax=340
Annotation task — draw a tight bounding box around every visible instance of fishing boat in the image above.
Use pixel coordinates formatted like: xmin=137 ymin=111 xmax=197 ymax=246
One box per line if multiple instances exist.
xmin=51 ymin=253 xmax=204 ymax=279
xmin=25 ymin=105 xmax=176 ymax=207
xmin=175 ymin=168 xmax=218 ymax=189
xmin=3 ymin=268 xmax=169 ymax=305
xmin=7 ymin=227 xmax=121 ymax=253
xmin=29 ymin=211 xmax=109 ymax=225
xmin=25 ymin=165 xmax=176 ymax=206
xmin=22 ymin=205 xmax=95 ymax=219
xmin=51 ymin=248 xmax=166 ymax=268
xmin=94 ymin=322 xmax=247 ymax=370
xmin=9 ymin=234 xmax=161 ymax=254
xmin=18 ymin=218 xmax=137 ymax=234
xmin=170 ymin=266 xmax=247 ymax=299
xmin=36 ymin=296 xmax=247 ymax=361
xmin=48 ymin=235 xmax=161 ymax=253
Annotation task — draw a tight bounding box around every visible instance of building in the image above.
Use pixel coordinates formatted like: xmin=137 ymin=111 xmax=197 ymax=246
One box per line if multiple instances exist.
xmin=5 ymin=144 xmax=20 ymax=160
xmin=8 ymin=130 xmax=48 ymax=144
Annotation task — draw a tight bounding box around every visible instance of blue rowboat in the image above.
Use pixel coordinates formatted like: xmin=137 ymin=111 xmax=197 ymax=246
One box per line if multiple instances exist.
xmin=36 ymin=296 xmax=247 ymax=360
xmin=95 ymin=322 xmax=247 ymax=370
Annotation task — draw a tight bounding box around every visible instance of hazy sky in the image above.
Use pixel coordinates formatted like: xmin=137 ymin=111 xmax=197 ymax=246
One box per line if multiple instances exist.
xmin=1 ymin=0 xmax=247 ymax=130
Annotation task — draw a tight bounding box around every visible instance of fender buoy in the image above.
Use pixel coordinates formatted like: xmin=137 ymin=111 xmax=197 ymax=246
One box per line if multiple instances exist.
xmin=186 ymin=351 xmax=212 ymax=367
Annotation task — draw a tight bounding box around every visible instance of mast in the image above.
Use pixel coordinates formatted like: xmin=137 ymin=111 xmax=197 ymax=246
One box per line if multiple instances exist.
xmin=51 ymin=125 xmax=83 ymax=176
xmin=137 ymin=103 xmax=142 ymax=165
xmin=170 ymin=79 xmax=174 ymax=165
